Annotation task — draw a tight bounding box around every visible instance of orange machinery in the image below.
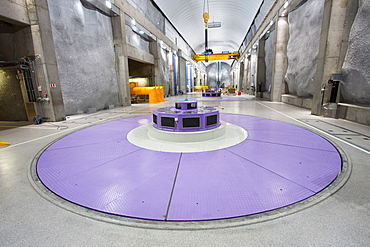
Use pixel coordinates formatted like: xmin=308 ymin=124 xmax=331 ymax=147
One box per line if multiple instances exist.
xmin=194 ymin=86 xmax=208 ymax=92
xmin=130 ymin=82 xmax=164 ymax=104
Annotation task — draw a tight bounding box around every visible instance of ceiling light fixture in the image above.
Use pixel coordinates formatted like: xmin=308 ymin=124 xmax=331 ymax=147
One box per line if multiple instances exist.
xmin=208 ymin=22 xmax=221 ymax=28
xmin=83 ymin=0 xmax=119 ymax=16
xmin=105 ymin=0 xmax=112 ymax=9
xmin=283 ymin=1 xmax=289 ymax=9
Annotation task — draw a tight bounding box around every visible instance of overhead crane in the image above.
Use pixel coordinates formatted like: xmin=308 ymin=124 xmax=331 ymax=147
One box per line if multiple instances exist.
xmin=193 ymin=52 xmax=240 ymax=62
xmin=193 ymin=0 xmax=240 ymax=62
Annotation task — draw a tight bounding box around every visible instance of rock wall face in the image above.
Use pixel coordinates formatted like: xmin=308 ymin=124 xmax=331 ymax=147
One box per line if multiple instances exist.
xmin=48 ymin=0 xmax=120 ymax=115
xmin=341 ymin=1 xmax=370 ymax=104
xmin=285 ymin=0 xmax=324 ymax=98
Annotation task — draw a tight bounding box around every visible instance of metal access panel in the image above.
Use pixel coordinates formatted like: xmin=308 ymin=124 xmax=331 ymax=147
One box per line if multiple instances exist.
xmin=153 ymin=114 xmax=157 ymax=125
xmin=161 ymin=116 xmax=176 ymax=128
xmin=206 ymin=114 xmax=218 ymax=127
xmin=186 ymin=102 xmax=197 ymax=110
xmin=182 ymin=117 xmax=201 ymax=128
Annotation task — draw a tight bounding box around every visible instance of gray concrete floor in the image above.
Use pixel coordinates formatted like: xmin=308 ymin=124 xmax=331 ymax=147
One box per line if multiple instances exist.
xmin=1 ymin=94 xmax=369 ymax=246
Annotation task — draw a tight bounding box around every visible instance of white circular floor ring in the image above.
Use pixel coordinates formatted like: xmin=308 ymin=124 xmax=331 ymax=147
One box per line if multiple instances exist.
xmin=127 ymin=121 xmax=248 ymax=153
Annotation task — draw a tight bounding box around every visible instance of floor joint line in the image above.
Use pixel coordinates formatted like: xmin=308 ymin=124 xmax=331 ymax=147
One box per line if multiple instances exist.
xmin=225 ymin=148 xmax=317 ymax=193
xmin=164 ymin=152 xmax=183 ymax=221
xmin=256 ymin=101 xmax=370 ymax=155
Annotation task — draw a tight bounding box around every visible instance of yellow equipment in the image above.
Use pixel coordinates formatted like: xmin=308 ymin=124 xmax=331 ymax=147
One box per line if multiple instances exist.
xmin=0 ymin=142 xmax=12 ymax=147
xmin=203 ymin=12 xmax=209 ymax=24
xmin=194 ymin=86 xmax=209 ymax=92
xmin=193 ymin=52 xmax=240 ymax=62
xmin=130 ymin=82 xmax=164 ymax=104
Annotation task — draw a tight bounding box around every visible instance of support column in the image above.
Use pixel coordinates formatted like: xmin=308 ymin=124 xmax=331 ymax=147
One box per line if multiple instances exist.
xmin=238 ymin=61 xmax=244 ymax=91
xmin=249 ymin=45 xmax=258 ymax=95
xmin=243 ymin=55 xmax=250 ymax=94
xmin=178 ymin=56 xmax=187 ymax=92
xmin=167 ymin=51 xmax=174 ymax=96
xmin=256 ymin=38 xmax=266 ymax=98
xmin=312 ymin=0 xmax=356 ymax=116
xmin=150 ymin=40 xmax=161 ymax=87
xmin=112 ymin=12 xmax=131 ymax=106
xmin=195 ymin=67 xmax=200 ymax=87
xmin=233 ymin=66 xmax=240 ymax=90
xmin=271 ymin=15 xmax=289 ymax=102
xmin=30 ymin=0 xmax=66 ymax=121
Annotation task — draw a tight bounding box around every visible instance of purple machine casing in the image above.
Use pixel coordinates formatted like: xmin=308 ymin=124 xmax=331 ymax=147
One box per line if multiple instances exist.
xmin=202 ymin=90 xmax=221 ymax=97
xmin=153 ymin=100 xmax=220 ymax=132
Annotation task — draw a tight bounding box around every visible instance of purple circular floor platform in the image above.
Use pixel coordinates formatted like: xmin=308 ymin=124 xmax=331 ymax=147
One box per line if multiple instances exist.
xmin=36 ymin=114 xmax=342 ymax=221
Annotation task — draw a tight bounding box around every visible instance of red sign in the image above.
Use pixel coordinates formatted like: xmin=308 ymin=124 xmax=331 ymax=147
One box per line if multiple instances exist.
xmin=50 ymin=84 xmax=57 ymax=88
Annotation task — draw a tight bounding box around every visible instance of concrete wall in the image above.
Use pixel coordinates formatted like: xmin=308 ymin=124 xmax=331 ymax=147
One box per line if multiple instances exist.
xmin=125 ymin=0 xmax=197 ymax=96
xmin=0 ymin=20 xmax=34 ymax=67
xmin=337 ymin=103 xmax=370 ymax=125
xmin=128 ymin=0 xmax=193 ymax=56
xmin=178 ymin=57 xmax=186 ymax=92
xmin=240 ymin=0 xmax=276 ymax=52
xmin=0 ymin=70 xmax=28 ymax=121
xmin=285 ymin=0 xmax=324 ymax=98
xmin=341 ymin=1 xmax=370 ymax=104
xmin=158 ymin=46 xmax=170 ymax=96
xmin=125 ymin=25 xmax=150 ymax=53
xmin=0 ymin=22 xmax=16 ymax=60
xmin=0 ymin=22 xmax=20 ymax=120
xmin=254 ymin=0 xmax=276 ymax=29
xmin=48 ymin=0 xmax=120 ymax=115
xmin=127 ymin=0 xmax=165 ymax=33
xmin=0 ymin=18 xmax=35 ymax=121
xmin=128 ymin=59 xmax=153 ymax=78
xmin=265 ymin=29 xmax=275 ymax=94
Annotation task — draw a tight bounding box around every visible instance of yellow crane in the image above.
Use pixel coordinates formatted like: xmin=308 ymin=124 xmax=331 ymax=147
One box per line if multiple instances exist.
xmin=193 ymin=0 xmax=240 ymax=62
xmin=193 ymin=52 xmax=240 ymax=62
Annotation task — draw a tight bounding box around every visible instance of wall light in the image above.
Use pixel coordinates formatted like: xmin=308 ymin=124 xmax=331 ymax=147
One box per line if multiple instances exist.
xmin=105 ymin=0 xmax=112 ymax=9
xmin=82 ymin=0 xmax=119 ymax=16
xmin=283 ymin=1 xmax=289 ymax=9
xmin=159 ymin=40 xmax=167 ymax=50
xmin=279 ymin=1 xmax=290 ymax=17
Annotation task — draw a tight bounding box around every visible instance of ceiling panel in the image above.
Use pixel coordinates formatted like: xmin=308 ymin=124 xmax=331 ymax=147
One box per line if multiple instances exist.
xmin=152 ymin=0 xmax=264 ymax=54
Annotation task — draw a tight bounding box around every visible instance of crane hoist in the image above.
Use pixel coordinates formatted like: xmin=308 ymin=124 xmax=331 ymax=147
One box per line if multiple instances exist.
xmin=193 ymin=0 xmax=240 ymax=62
xmin=203 ymin=0 xmax=211 ymax=55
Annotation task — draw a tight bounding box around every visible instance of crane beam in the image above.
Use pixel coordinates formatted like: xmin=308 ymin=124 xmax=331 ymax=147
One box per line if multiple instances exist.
xmin=193 ymin=52 xmax=240 ymax=62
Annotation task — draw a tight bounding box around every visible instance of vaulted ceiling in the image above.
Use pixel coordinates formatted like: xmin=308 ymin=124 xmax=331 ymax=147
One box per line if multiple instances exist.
xmin=152 ymin=0 xmax=264 ymax=54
